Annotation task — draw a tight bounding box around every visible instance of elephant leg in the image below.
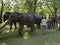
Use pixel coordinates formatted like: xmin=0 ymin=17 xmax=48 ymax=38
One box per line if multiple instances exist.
xmin=9 ymin=22 xmax=12 ymax=31
xmin=52 ymin=22 xmax=54 ymax=27
xmin=27 ymin=25 xmax=30 ymax=28
xmin=31 ymin=24 xmax=34 ymax=32
xmin=55 ymin=22 xmax=57 ymax=27
xmin=59 ymin=23 xmax=60 ymax=30
xmin=53 ymin=23 xmax=55 ymax=27
xmin=54 ymin=22 xmax=55 ymax=27
xmin=18 ymin=23 xmax=24 ymax=34
xmin=14 ymin=22 xmax=17 ymax=30
xmin=37 ymin=23 xmax=40 ymax=29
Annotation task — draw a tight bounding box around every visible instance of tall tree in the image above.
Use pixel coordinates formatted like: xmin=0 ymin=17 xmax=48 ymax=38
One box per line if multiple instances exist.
xmin=33 ymin=0 xmax=37 ymax=13
xmin=0 ymin=0 xmax=4 ymax=23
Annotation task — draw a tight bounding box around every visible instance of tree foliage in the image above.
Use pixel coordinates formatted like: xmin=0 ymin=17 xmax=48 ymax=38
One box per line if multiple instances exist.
xmin=0 ymin=0 xmax=60 ymax=16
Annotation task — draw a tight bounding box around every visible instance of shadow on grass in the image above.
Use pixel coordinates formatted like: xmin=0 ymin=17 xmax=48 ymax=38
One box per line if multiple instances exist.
xmin=0 ymin=26 xmax=59 ymax=45
xmin=0 ymin=31 xmax=22 ymax=41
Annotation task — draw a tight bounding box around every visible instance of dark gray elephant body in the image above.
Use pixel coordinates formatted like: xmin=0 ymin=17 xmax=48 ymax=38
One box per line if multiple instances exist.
xmin=3 ymin=12 xmax=11 ymax=22
xmin=18 ymin=13 xmax=35 ymax=33
xmin=0 ymin=12 xmax=35 ymax=34
xmin=49 ymin=13 xmax=57 ymax=27
xmin=33 ymin=14 xmax=46 ymax=28
xmin=57 ymin=16 xmax=60 ymax=23
xmin=57 ymin=16 xmax=60 ymax=30
xmin=3 ymin=12 xmax=17 ymax=31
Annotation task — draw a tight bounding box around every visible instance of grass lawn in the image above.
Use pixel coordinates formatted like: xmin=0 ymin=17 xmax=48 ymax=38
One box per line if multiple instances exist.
xmin=0 ymin=26 xmax=60 ymax=45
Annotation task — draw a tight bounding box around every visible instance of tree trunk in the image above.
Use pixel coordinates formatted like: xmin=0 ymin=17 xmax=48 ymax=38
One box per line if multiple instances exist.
xmin=46 ymin=3 xmax=53 ymax=13
xmin=53 ymin=1 xmax=57 ymax=15
xmin=54 ymin=7 xmax=57 ymax=15
xmin=0 ymin=0 xmax=4 ymax=23
xmin=33 ymin=0 xmax=37 ymax=14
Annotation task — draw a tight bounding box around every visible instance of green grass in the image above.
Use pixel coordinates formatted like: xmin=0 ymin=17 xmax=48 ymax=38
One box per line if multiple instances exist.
xmin=0 ymin=26 xmax=60 ymax=45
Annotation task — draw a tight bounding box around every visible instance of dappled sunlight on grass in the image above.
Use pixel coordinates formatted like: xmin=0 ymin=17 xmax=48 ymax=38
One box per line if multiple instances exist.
xmin=35 ymin=29 xmax=39 ymax=32
xmin=0 ymin=42 xmax=7 ymax=45
xmin=45 ymin=42 xmax=60 ymax=45
xmin=0 ymin=26 xmax=60 ymax=45
xmin=52 ymin=42 xmax=60 ymax=45
xmin=45 ymin=43 xmax=51 ymax=45
xmin=58 ymin=24 xmax=59 ymax=27
xmin=0 ymin=22 xmax=6 ymax=26
xmin=2 ymin=28 xmax=14 ymax=33
xmin=4 ymin=30 xmax=10 ymax=33
xmin=0 ymin=25 xmax=17 ymax=33
xmin=47 ymin=29 xmax=57 ymax=33
xmin=23 ymin=32 xmax=29 ymax=39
